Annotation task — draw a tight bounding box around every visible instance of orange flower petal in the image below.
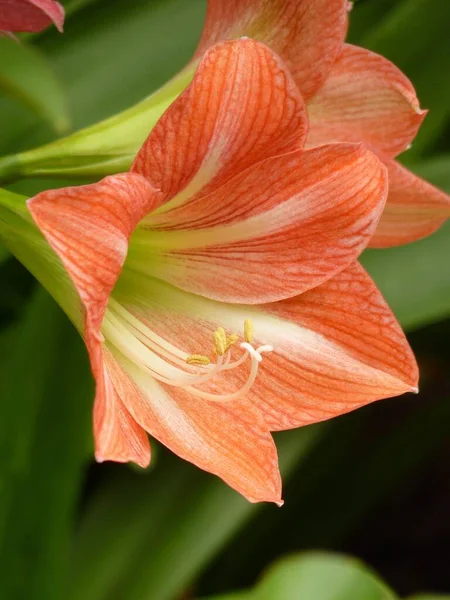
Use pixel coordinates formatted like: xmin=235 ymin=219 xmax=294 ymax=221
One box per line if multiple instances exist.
xmin=28 ymin=174 xmax=161 ymax=463
xmin=194 ymin=0 xmax=349 ymax=100
xmin=93 ymin=346 xmax=150 ymax=467
xmin=28 ymin=173 xmax=161 ymax=338
xmin=0 ymin=0 xmax=64 ymax=33
xmin=307 ymin=44 xmax=426 ymax=158
xmin=128 ymin=144 xmax=388 ymax=303
xmin=132 ymin=38 xmax=308 ymax=202
xmin=369 ymin=158 xmax=450 ymax=248
xmin=255 ymin=262 xmax=418 ymax=430
xmin=106 ymin=349 xmax=282 ymax=504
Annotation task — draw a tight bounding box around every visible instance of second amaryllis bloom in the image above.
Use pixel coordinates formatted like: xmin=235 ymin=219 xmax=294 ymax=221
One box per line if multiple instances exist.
xmin=26 ymin=39 xmax=417 ymax=503
xmin=194 ymin=0 xmax=450 ymax=248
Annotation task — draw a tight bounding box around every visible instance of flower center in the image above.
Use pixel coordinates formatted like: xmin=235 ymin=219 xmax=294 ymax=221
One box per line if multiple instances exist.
xmin=103 ymin=299 xmax=273 ymax=403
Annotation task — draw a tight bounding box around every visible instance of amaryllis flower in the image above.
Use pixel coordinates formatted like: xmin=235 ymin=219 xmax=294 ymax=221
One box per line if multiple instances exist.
xmin=193 ymin=0 xmax=450 ymax=248
xmin=26 ymin=39 xmax=417 ymax=503
xmin=0 ymin=0 xmax=64 ymax=34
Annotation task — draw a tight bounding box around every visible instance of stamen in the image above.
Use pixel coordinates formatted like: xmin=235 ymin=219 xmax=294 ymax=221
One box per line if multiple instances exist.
xmin=225 ymin=333 xmax=239 ymax=352
xmin=104 ymin=303 xmax=273 ymax=404
xmin=220 ymin=351 xmax=248 ymax=371
xmin=244 ymin=319 xmax=253 ymax=343
xmin=109 ymin=298 xmax=189 ymax=362
xmin=213 ymin=327 xmax=227 ymax=355
xmin=186 ymin=354 xmax=211 ymax=366
xmin=184 ymin=348 xmax=261 ymax=403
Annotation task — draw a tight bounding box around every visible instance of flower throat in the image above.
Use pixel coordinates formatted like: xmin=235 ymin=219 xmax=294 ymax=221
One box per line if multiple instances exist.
xmin=103 ymin=299 xmax=273 ymax=402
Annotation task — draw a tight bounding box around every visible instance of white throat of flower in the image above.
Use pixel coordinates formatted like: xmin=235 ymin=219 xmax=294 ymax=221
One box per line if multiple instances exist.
xmin=103 ymin=299 xmax=273 ymax=402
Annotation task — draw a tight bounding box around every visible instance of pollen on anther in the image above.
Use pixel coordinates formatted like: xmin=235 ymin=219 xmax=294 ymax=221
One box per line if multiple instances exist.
xmin=213 ymin=327 xmax=227 ymax=355
xmin=225 ymin=333 xmax=239 ymax=352
xmin=186 ymin=354 xmax=211 ymax=366
xmin=244 ymin=319 xmax=253 ymax=344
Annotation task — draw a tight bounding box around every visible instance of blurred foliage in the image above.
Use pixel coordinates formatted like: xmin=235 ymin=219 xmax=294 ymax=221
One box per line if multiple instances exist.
xmin=202 ymin=553 xmax=450 ymax=600
xmin=0 ymin=290 xmax=92 ymax=600
xmin=0 ymin=0 xmax=449 ymax=599
xmin=202 ymin=553 xmax=398 ymax=600
xmin=0 ymin=37 xmax=69 ymax=134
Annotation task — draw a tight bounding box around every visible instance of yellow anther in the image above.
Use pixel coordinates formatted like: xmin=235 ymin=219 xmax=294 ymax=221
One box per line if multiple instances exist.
xmin=244 ymin=319 xmax=253 ymax=344
xmin=213 ymin=327 xmax=227 ymax=356
xmin=186 ymin=354 xmax=211 ymax=366
xmin=225 ymin=333 xmax=239 ymax=352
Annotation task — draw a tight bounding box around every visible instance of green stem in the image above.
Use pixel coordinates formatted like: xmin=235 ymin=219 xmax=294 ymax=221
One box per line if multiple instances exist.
xmin=0 ymin=155 xmax=22 ymax=184
xmin=0 ymin=188 xmax=81 ymax=327
xmin=0 ymin=65 xmax=195 ymax=184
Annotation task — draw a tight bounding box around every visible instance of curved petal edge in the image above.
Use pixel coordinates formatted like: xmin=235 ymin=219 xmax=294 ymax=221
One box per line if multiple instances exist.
xmin=194 ymin=0 xmax=349 ymax=100
xmin=307 ymin=44 xmax=426 ymax=158
xmin=369 ymin=159 xmax=450 ymax=247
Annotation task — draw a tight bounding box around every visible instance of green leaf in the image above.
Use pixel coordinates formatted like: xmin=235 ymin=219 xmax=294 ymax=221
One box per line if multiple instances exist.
xmin=362 ymin=155 xmax=450 ymax=331
xmin=0 ymin=37 xmax=69 ymax=134
xmin=348 ymin=0 xmax=400 ymax=45
xmin=202 ymin=553 xmax=398 ymax=600
xmin=414 ymin=154 xmax=450 ymax=189
xmin=69 ymin=425 xmax=326 ymax=600
xmin=58 ymin=0 xmax=102 ymax=17
xmin=362 ymin=220 xmax=450 ymax=330
xmin=14 ymin=0 xmax=203 ymax=142
xmin=0 ymin=241 xmax=9 ymax=265
xmin=0 ymin=288 xmax=92 ymax=600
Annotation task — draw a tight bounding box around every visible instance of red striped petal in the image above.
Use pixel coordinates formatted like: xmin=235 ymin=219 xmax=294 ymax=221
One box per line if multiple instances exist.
xmin=132 ymin=38 xmax=308 ymax=202
xmin=28 ymin=173 xmax=161 ymax=338
xmin=307 ymin=44 xmax=426 ymax=158
xmin=256 ymin=262 xmax=418 ymax=430
xmin=194 ymin=0 xmax=349 ymax=100
xmin=107 ymin=350 xmax=282 ymax=503
xmin=28 ymin=174 xmax=161 ymax=465
xmin=369 ymin=158 xmax=450 ymax=247
xmin=93 ymin=346 xmax=150 ymax=467
xmin=128 ymin=144 xmax=388 ymax=303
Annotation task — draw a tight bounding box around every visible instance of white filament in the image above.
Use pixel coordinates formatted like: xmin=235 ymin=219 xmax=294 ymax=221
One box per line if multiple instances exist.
xmin=103 ymin=303 xmax=273 ymax=402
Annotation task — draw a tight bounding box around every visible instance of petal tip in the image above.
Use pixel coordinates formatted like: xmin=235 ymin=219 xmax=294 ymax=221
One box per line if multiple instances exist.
xmin=50 ymin=1 xmax=65 ymax=32
xmin=135 ymin=455 xmax=151 ymax=469
xmin=402 ymin=372 xmax=419 ymax=396
xmin=94 ymin=450 xmax=151 ymax=469
xmin=276 ymin=499 xmax=285 ymax=508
